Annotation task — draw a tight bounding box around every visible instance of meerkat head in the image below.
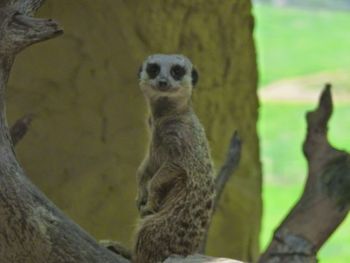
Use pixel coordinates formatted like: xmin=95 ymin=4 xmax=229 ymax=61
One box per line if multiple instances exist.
xmin=138 ymin=54 xmax=198 ymax=100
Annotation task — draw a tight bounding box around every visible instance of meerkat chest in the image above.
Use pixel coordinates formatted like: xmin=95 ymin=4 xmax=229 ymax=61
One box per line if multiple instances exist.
xmin=151 ymin=120 xmax=190 ymax=153
xmin=148 ymin=133 xmax=171 ymax=167
xmin=148 ymin=149 xmax=166 ymax=172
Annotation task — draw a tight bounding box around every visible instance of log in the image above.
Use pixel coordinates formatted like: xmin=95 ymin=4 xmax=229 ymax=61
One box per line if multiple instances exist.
xmin=259 ymin=84 xmax=350 ymax=263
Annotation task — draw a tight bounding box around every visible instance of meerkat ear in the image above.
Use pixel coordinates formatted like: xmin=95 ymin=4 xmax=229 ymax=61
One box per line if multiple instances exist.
xmin=138 ymin=65 xmax=143 ymax=79
xmin=191 ymin=68 xmax=199 ymax=87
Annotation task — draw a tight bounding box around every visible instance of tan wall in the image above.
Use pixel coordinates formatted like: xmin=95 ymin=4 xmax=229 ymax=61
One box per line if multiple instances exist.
xmin=8 ymin=0 xmax=261 ymax=261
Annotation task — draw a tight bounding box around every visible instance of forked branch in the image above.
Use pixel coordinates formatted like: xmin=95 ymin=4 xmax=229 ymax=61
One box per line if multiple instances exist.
xmin=259 ymin=84 xmax=350 ymax=263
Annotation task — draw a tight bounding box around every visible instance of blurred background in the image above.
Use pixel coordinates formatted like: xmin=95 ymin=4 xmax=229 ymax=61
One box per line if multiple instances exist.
xmin=7 ymin=1 xmax=349 ymax=262
xmin=253 ymin=0 xmax=350 ymax=262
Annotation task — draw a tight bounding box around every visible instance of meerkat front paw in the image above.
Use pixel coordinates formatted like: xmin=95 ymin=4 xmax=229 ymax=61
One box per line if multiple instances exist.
xmin=139 ymin=205 xmax=155 ymax=217
xmin=139 ymin=198 xmax=159 ymax=217
xmin=136 ymin=196 xmax=146 ymax=212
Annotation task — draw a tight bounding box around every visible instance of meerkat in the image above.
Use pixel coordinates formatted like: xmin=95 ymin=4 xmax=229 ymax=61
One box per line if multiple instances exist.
xmin=134 ymin=54 xmax=215 ymax=263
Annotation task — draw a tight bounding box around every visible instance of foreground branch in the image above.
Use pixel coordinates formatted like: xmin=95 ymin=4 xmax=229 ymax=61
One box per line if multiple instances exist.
xmin=259 ymin=84 xmax=350 ymax=263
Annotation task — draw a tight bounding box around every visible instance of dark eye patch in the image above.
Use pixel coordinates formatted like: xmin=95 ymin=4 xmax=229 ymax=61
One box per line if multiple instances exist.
xmin=146 ymin=63 xmax=160 ymax=79
xmin=170 ymin=64 xmax=186 ymax=80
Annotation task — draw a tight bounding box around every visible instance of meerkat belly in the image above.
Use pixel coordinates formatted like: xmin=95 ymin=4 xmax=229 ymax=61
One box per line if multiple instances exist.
xmin=157 ymin=176 xmax=215 ymax=252
xmin=160 ymin=167 xmax=215 ymax=216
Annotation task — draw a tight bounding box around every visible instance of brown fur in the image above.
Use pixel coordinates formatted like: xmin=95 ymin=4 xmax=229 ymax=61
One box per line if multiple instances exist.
xmin=134 ymin=54 xmax=215 ymax=263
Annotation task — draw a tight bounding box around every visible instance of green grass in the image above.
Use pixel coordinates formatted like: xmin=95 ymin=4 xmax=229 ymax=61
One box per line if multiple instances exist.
xmin=259 ymin=102 xmax=350 ymax=262
xmin=253 ymin=4 xmax=350 ymax=86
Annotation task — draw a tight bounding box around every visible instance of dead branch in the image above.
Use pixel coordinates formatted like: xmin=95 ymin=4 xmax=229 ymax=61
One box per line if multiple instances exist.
xmin=199 ymin=131 xmax=242 ymax=253
xmin=259 ymin=84 xmax=350 ymax=263
xmin=10 ymin=114 xmax=33 ymax=145
xmin=214 ymin=131 xmax=242 ymax=210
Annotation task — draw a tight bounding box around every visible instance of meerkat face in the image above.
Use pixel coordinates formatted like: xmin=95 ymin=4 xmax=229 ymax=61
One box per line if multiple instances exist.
xmin=138 ymin=54 xmax=198 ymax=100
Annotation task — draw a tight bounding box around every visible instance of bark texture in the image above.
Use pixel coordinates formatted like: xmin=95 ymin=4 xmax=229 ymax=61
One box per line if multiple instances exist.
xmin=259 ymin=85 xmax=350 ymax=263
xmin=9 ymin=1 xmax=261 ymax=261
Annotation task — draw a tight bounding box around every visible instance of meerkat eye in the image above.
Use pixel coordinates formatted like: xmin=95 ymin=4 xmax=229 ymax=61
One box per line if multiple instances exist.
xmin=170 ymin=65 xmax=186 ymax=80
xmin=146 ymin=63 xmax=160 ymax=79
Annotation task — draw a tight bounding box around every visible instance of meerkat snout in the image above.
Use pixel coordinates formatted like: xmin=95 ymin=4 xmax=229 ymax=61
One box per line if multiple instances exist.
xmin=157 ymin=79 xmax=169 ymax=91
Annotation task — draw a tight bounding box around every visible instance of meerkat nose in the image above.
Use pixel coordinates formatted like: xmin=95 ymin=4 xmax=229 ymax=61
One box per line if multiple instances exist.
xmin=158 ymin=80 xmax=169 ymax=91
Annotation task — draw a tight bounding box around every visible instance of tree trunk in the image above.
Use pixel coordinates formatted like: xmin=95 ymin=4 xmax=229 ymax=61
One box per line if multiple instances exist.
xmin=9 ymin=1 xmax=261 ymax=261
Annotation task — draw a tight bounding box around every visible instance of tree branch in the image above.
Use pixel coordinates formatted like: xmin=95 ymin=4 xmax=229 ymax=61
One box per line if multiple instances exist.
xmin=214 ymin=130 xmax=242 ymax=210
xmin=259 ymin=84 xmax=350 ymax=263
xmin=198 ymin=131 xmax=242 ymax=253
